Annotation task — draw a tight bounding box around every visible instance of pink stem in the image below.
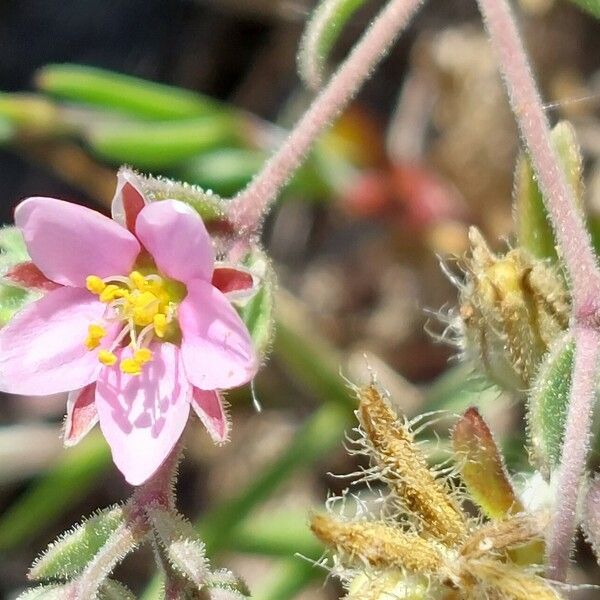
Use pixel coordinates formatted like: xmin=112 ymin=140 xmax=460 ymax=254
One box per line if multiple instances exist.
xmin=545 ymin=325 xmax=600 ymax=581
xmin=227 ymin=0 xmax=426 ymax=234
xmin=476 ymin=0 xmax=600 ymax=316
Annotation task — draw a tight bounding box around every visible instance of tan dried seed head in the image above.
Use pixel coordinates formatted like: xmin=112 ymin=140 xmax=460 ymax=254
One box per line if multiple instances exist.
xmin=357 ymin=386 xmax=467 ymax=546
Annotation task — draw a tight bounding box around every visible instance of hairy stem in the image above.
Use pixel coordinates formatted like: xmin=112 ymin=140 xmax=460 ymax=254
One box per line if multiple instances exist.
xmin=545 ymin=325 xmax=600 ymax=581
xmin=476 ymin=0 xmax=600 ymax=315
xmin=227 ymin=0 xmax=426 ymax=234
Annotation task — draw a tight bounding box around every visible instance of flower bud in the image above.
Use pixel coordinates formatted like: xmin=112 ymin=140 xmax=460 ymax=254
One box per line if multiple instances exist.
xmin=455 ymin=227 xmax=569 ymax=393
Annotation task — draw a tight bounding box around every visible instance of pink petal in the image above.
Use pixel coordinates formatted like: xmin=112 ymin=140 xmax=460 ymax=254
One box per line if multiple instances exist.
xmin=15 ymin=197 xmax=140 ymax=287
xmin=0 ymin=287 xmax=113 ymax=395
xmin=110 ymin=169 xmax=148 ymax=233
xmin=191 ymin=388 xmax=230 ymax=443
xmin=179 ymin=280 xmax=258 ymax=390
xmin=5 ymin=261 xmax=60 ymax=291
xmin=95 ymin=342 xmax=191 ymax=486
xmin=135 ymin=200 xmax=214 ymax=284
xmin=64 ymin=384 xmax=98 ymax=447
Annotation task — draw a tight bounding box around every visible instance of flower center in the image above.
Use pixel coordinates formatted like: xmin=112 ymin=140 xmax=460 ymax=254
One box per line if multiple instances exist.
xmin=84 ymin=269 xmax=185 ymax=375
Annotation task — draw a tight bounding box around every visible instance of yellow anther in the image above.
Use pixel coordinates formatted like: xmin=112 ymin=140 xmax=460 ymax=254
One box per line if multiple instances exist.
xmin=134 ymin=348 xmax=153 ymax=364
xmin=129 ymin=270 xmax=147 ymax=291
xmin=153 ymin=313 xmax=167 ymax=338
xmin=98 ymin=349 xmax=117 ymax=366
xmin=120 ymin=357 xmax=142 ymax=376
xmin=86 ymin=275 xmax=106 ymax=295
xmin=99 ymin=284 xmax=122 ymax=303
xmin=85 ymin=323 xmax=106 ymax=350
xmin=131 ymin=291 xmax=160 ymax=326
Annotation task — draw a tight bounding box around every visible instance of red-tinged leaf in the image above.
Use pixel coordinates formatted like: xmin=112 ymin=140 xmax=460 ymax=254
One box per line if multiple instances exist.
xmin=63 ymin=384 xmax=98 ymax=447
xmin=5 ymin=261 xmax=59 ymax=291
xmin=452 ymin=407 xmax=523 ymax=519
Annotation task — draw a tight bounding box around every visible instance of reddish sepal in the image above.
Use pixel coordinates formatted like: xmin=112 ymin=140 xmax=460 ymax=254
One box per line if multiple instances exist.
xmin=5 ymin=261 xmax=60 ymax=291
xmin=63 ymin=384 xmax=98 ymax=447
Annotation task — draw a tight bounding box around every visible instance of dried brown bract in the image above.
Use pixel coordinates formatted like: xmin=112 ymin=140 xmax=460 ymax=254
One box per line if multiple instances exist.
xmin=310 ymin=385 xmax=558 ymax=600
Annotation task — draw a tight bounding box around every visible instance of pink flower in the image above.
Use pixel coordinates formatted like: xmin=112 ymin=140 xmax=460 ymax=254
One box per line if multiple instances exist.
xmin=0 ymin=173 xmax=259 ymax=485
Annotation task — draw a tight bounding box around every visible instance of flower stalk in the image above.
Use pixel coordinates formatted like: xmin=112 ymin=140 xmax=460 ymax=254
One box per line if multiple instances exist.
xmin=475 ymin=0 xmax=600 ymax=581
xmin=227 ymin=0 xmax=426 ymax=234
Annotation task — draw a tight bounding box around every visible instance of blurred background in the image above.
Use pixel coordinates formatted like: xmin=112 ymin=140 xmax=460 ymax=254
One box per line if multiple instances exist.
xmin=0 ymin=0 xmax=599 ymax=598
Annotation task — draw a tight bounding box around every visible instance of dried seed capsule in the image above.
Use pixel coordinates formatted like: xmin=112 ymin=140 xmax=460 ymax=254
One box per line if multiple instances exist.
xmin=357 ymin=386 xmax=467 ymax=546
xmin=310 ymin=513 xmax=443 ymax=573
xmin=456 ymin=228 xmax=569 ymax=393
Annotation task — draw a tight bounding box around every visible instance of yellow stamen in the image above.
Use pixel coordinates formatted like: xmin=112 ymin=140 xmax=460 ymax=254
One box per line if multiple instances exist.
xmin=120 ymin=357 xmax=142 ymax=376
xmin=153 ymin=313 xmax=167 ymax=338
xmin=129 ymin=270 xmax=147 ymax=291
xmin=98 ymin=349 xmax=117 ymax=366
xmin=99 ymin=284 xmax=122 ymax=303
xmin=130 ymin=291 xmax=160 ymax=326
xmin=134 ymin=348 xmax=153 ymax=364
xmin=86 ymin=275 xmax=106 ymax=295
xmin=85 ymin=323 xmax=106 ymax=350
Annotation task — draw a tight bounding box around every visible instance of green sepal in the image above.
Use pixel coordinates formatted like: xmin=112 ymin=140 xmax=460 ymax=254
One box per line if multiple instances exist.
xmin=131 ymin=170 xmax=227 ymax=222
xmin=148 ymin=508 xmax=209 ymax=586
xmin=239 ymin=252 xmax=275 ymax=357
xmin=515 ymin=121 xmax=584 ymax=262
xmin=36 ymin=64 xmax=221 ymax=120
xmin=527 ymin=332 xmax=574 ymax=475
xmin=205 ymin=569 xmax=251 ymax=598
xmin=0 ymin=226 xmax=39 ymax=325
xmin=298 ymin=0 xmax=368 ymax=89
xmin=29 ymin=505 xmax=125 ymax=580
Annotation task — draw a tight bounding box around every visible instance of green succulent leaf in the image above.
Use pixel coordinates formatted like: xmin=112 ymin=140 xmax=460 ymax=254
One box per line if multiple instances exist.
xmin=29 ymin=505 xmax=125 ymax=580
xmin=527 ymin=333 xmax=574 ymax=474
xmin=298 ymin=0 xmax=368 ymax=89
xmin=36 ymin=64 xmax=221 ymax=120
xmin=87 ymin=115 xmax=243 ymax=169
xmin=515 ymin=121 xmax=584 ymax=262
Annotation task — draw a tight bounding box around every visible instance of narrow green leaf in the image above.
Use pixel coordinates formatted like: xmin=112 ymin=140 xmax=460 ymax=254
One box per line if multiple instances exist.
xmin=566 ymin=0 xmax=600 ymax=18
xmin=527 ymin=332 xmax=574 ymax=474
xmin=180 ymin=149 xmax=266 ymax=197
xmin=87 ymin=116 xmax=243 ymax=169
xmin=36 ymin=64 xmax=220 ymax=120
xmin=252 ymin=557 xmax=319 ymax=600
xmin=298 ymin=0 xmax=368 ymax=89
xmin=29 ymin=506 xmax=125 ymax=580
xmin=515 ymin=121 xmax=584 ymax=261
xmin=0 ymin=431 xmax=111 ymax=551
